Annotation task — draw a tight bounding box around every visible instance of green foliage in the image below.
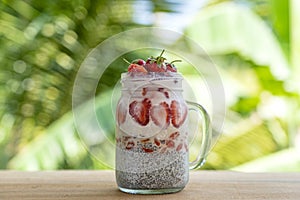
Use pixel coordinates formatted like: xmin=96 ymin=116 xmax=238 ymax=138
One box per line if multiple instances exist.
xmin=0 ymin=0 xmax=141 ymax=169
xmin=253 ymin=66 xmax=289 ymax=96
xmin=185 ymin=1 xmax=299 ymax=171
xmin=7 ymin=87 xmax=119 ymax=170
xmin=205 ymin=121 xmax=280 ymax=169
xmin=1 ymin=0 xmax=299 ymax=171
xmin=230 ymin=96 xmax=260 ymax=116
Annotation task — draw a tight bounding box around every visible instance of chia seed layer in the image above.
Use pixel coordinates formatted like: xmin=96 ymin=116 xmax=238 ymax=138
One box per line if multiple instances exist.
xmin=116 ymin=149 xmax=189 ymax=190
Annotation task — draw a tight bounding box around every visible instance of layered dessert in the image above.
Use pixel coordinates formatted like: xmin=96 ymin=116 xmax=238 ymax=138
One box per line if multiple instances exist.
xmin=115 ymin=50 xmax=189 ymax=193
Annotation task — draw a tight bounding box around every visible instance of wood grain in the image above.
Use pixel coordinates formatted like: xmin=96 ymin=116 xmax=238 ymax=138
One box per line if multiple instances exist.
xmin=0 ymin=170 xmax=299 ymax=200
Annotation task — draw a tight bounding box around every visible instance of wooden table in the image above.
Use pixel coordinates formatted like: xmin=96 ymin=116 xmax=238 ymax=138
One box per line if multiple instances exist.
xmin=0 ymin=170 xmax=299 ymax=199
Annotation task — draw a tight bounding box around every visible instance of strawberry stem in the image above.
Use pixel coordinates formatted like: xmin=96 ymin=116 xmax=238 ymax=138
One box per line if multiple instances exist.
xmin=156 ymin=49 xmax=166 ymax=67
xmin=158 ymin=49 xmax=165 ymax=58
xmin=122 ymin=58 xmax=131 ymax=65
xmin=170 ymin=60 xmax=182 ymax=64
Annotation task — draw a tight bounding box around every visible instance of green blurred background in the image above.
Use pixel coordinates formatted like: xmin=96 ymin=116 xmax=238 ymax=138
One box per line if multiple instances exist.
xmin=0 ymin=0 xmax=300 ymax=171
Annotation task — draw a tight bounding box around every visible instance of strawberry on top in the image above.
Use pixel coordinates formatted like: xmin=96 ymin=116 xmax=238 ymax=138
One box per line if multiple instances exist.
xmin=127 ymin=63 xmax=148 ymax=73
xmin=126 ymin=50 xmax=180 ymax=73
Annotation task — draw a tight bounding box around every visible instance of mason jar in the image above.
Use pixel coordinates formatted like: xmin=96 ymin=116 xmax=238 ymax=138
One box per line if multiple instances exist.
xmin=115 ymin=72 xmax=212 ymax=194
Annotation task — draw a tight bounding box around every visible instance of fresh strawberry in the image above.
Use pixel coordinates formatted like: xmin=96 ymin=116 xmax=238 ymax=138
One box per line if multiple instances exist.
xmin=167 ymin=60 xmax=181 ymax=72
xmin=126 ymin=141 xmax=135 ymax=150
xmin=144 ymin=59 xmax=166 ymax=72
xmin=128 ymin=63 xmax=147 ymax=73
xmin=154 ymin=138 xmax=161 ymax=146
xmin=142 ymin=147 xmax=154 ymax=153
xmin=170 ymin=100 xmax=187 ymax=128
xmin=150 ymin=102 xmax=170 ymax=129
xmin=166 ymin=63 xmax=177 ymax=72
xmin=166 ymin=140 xmax=175 ymax=148
xmin=144 ymin=50 xmax=167 ymax=72
xmin=132 ymin=59 xmax=146 ymax=66
xmin=176 ymin=143 xmax=183 ymax=151
xmin=169 ymin=131 xmax=180 ymax=140
xmin=129 ymin=98 xmax=151 ymax=126
xmin=141 ymin=138 xmax=150 ymax=143
xmin=124 ymin=50 xmax=181 ymax=73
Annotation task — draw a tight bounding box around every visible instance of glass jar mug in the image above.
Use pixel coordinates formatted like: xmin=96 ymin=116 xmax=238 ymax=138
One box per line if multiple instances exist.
xmin=115 ymin=72 xmax=212 ymax=194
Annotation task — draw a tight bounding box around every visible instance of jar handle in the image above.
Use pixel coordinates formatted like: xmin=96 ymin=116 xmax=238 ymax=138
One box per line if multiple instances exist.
xmin=186 ymin=101 xmax=212 ymax=170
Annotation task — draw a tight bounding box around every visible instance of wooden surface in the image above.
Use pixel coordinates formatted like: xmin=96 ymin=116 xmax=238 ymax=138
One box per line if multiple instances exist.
xmin=0 ymin=170 xmax=299 ymax=200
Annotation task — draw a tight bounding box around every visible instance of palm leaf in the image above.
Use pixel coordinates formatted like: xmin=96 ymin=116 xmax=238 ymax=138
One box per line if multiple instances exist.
xmin=183 ymin=1 xmax=295 ymax=170
xmin=8 ymin=90 xmax=114 ymax=170
xmin=185 ymin=2 xmax=290 ymax=80
xmin=232 ymin=148 xmax=300 ymax=172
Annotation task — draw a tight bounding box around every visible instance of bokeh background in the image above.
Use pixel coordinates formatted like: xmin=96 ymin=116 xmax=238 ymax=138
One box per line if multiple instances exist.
xmin=1 ymin=0 xmax=299 ymax=171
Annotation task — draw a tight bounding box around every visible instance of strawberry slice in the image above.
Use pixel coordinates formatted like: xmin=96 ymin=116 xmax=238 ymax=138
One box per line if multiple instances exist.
xmin=129 ymin=98 xmax=151 ymax=126
xmin=116 ymin=101 xmax=127 ymax=125
xmin=154 ymin=138 xmax=161 ymax=146
xmin=176 ymin=143 xmax=183 ymax=151
xmin=170 ymin=100 xmax=187 ymax=128
xmin=169 ymin=131 xmax=180 ymax=140
xmin=128 ymin=63 xmax=147 ymax=73
xmin=126 ymin=141 xmax=135 ymax=150
xmin=150 ymin=102 xmax=170 ymax=129
xmin=166 ymin=140 xmax=175 ymax=148
xmin=142 ymin=147 xmax=154 ymax=153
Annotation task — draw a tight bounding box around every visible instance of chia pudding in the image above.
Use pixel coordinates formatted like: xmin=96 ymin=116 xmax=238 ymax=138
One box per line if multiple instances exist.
xmin=115 ymin=51 xmax=191 ymax=194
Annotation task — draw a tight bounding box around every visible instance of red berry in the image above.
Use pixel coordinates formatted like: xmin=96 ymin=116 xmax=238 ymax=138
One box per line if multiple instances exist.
xmin=125 ymin=50 xmax=180 ymax=73
xmin=126 ymin=141 xmax=135 ymax=150
xmin=145 ymin=58 xmax=153 ymax=64
xmin=142 ymin=147 xmax=154 ymax=153
xmin=169 ymin=131 xmax=180 ymax=140
xmin=141 ymin=138 xmax=150 ymax=143
xmin=129 ymin=98 xmax=151 ymax=126
xmin=176 ymin=143 xmax=183 ymax=151
xmin=170 ymin=100 xmax=187 ymax=128
xmin=166 ymin=63 xmax=177 ymax=72
xmin=166 ymin=140 xmax=175 ymax=148
xmin=128 ymin=63 xmax=147 ymax=73
xmin=132 ymin=59 xmax=146 ymax=66
xmin=154 ymin=138 xmax=161 ymax=146
xmin=150 ymin=102 xmax=170 ymax=129
xmin=144 ymin=60 xmax=166 ymax=72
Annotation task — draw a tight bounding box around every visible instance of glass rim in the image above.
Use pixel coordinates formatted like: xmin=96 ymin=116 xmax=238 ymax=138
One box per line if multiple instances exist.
xmin=121 ymin=72 xmax=184 ymax=82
